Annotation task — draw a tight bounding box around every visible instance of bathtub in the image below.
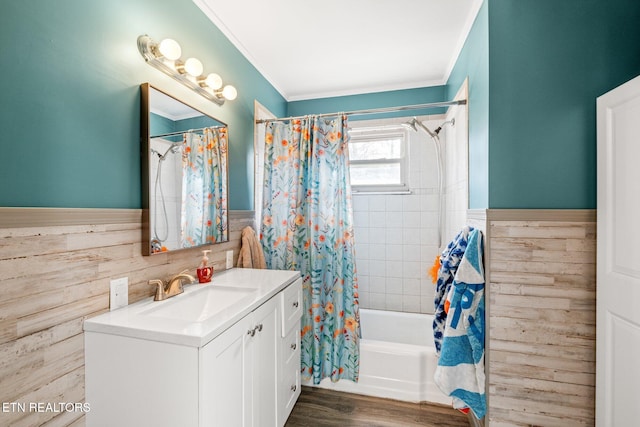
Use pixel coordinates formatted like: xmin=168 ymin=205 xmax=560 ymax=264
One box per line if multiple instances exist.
xmin=303 ymin=308 xmax=450 ymax=405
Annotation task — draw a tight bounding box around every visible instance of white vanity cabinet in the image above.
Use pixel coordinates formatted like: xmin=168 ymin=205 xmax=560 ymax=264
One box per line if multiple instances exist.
xmin=84 ymin=270 xmax=302 ymax=427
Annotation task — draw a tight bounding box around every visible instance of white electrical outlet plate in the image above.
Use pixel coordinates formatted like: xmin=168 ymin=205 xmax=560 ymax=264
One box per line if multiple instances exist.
xmin=226 ymin=250 xmax=234 ymax=269
xmin=110 ymin=277 xmax=129 ymax=311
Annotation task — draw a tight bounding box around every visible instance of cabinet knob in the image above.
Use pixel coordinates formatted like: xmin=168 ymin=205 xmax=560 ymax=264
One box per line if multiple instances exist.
xmin=292 ymin=301 xmax=299 ymax=308
xmin=290 ymin=385 xmax=297 ymax=392
xmin=247 ymin=328 xmax=256 ymax=337
xmin=256 ymin=323 xmax=263 ymax=332
xmin=290 ymin=343 xmax=297 ymax=351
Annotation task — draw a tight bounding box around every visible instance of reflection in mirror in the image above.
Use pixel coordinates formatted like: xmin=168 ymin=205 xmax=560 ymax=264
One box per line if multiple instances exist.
xmin=141 ymin=83 xmax=229 ymax=255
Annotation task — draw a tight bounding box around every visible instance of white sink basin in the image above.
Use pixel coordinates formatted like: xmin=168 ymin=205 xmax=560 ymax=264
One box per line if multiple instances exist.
xmin=141 ymin=286 xmax=257 ymax=322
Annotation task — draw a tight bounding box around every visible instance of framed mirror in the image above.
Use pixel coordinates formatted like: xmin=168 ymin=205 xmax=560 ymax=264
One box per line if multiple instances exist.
xmin=141 ymin=83 xmax=229 ymax=255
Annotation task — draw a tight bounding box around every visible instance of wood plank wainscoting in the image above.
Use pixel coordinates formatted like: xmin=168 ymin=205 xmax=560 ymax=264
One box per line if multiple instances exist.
xmin=470 ymin=209 xmax=597 ymax=426
xmin=0 ymin=208 xmax=254 ymax=427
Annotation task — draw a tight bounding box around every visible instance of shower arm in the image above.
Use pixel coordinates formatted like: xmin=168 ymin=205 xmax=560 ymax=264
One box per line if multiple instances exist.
xmin=414 ymin=120 xmax=438 ymax=138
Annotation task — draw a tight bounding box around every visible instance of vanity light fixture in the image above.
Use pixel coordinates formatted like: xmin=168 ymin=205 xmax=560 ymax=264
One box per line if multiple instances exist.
xmin=137 ymin=34 xmax=237 ymax=105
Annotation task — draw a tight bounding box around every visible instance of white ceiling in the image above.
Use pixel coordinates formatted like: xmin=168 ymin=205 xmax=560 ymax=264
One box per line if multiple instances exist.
xmin=193 ymin=0 xmax=483 ymax=101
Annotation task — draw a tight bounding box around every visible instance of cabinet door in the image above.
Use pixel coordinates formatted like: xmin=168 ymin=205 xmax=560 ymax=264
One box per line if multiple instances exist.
xmin=201 ymin=314 xmax=253 ymax=427
xmin=250 ymin=297 xmax=279 ymax=427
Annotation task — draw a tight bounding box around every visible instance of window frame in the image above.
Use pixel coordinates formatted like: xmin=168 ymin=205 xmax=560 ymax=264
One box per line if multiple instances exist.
xmin=348 ymin=124 xmax=411 ymax=194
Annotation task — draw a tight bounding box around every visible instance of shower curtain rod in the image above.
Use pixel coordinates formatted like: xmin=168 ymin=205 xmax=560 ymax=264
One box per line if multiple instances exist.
xmin=255 ymin=99 xmax=467 ymax=124
xmin=150 ymin=125 xmax=226 ymax=140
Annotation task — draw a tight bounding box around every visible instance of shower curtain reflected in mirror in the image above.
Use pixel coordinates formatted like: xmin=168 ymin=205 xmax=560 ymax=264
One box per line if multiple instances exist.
xmin=261 ymin=115 xmax=360 ymax=384
xmin=181 ymin=127 xmax=228 ymax=247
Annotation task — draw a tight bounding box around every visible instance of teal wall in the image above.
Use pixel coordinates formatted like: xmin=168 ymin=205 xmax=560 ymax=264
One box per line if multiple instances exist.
xmin=149 ymin=113 xmax=222 ymax=144
xmin=487 ymin=0 xmax=640 ymax=208
xmin=150 ymin=114 xmax=177 ymax=140
xmin=287 ymin=86 xmax=447 ymax=120
xmin=446 ymin=1 xmax=489 ymax=209
xmin=5 ymin=0 xmax=640 ymax=211
xmin=0 ymin=0 xmax=286 ymax=210
xmin=446 ymin=0 xmax=640 ymax=209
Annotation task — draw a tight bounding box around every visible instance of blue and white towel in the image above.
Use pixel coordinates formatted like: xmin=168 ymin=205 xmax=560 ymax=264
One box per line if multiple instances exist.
xmin=433 ymin=226 xmax=474 ymax=355
xmin=434 ymin=227 xmax=486 ymax=419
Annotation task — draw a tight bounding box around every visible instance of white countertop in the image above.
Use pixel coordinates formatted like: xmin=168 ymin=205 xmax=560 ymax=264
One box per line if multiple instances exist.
xmin=83 ymin=268 xmax=300 ymax=348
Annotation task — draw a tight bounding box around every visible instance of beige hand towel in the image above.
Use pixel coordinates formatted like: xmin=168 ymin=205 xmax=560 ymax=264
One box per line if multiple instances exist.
xmin=237 ymin=226 xmax=267 ymax=269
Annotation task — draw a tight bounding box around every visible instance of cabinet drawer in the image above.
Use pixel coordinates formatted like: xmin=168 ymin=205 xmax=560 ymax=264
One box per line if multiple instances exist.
xmin=278 ymin=358 xmax=300 ymax=425
xmin=282 ymin=326 xmax=300 ymax=368
xmin=280 ymin=279 xmax=302 ymax=337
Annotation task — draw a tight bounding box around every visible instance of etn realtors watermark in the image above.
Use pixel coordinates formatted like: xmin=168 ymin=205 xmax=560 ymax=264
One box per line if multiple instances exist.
xmin=2 ymin=402 xmax=90 ymax=413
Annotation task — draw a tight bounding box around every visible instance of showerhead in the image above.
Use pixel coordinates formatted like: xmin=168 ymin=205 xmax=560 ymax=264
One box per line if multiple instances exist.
xmin=402 ymin=117 xmax=437 ymax=138
xmin=402 ymin=117 xmax=419 ymax=132
xmin=163 ymin=143 xmax=181 ymax=157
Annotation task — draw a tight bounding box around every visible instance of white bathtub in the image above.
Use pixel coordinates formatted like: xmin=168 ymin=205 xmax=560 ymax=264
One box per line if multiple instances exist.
xmin=303 ymin=308 xmax=450 ymax=405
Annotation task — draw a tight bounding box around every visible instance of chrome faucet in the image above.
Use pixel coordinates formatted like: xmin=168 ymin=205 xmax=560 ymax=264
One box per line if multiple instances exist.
xmin=149 ymin=270 xmax=196 ymax=301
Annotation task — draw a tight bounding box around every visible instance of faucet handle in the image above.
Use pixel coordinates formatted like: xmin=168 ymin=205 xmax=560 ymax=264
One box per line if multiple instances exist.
xmin=149 ymin=279 xmax=165 ymax=301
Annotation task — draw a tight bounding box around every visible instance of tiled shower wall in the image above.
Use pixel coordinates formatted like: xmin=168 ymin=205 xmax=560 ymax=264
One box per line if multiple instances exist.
xmin=352 ymin=115 xmax=447 ymax=314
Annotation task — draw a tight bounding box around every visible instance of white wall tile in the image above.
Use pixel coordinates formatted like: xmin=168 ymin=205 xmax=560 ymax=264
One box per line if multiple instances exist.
xmin=402 ymin=244 xmax=421 ymax=262
xmin=386 ymin=261 xmax=403 ymax=278
xmin=353 ymin=210 xmax=370 ymax=227
xmin=369 ymin=211 xmax=386 ymax=228
xmin=402 ymin=261 xmax=422 ymax=279
xmin=402 ymin=195 xmax=421 ymax=212
xmin=355 ymin=241 xmax=369 ymax=256
xmin=385 ymin=244 xmax=403 ymax=261
xmin=403 ymin=278 xmax=421 ymax=296
xmin=369 ymin=243 xmax=386 ymax=260
xmin=385 ymin=228 xmax=403 ymax=245
xmin=402 ymin=228 xmax=422 ymax=245
xmin=385 ymin=195 xmax=403 ymax=212
xmin=385 ymin=211 xmax=402 ymax=228
xmin=370 ymin=293 xmax=386 ymax=310
xmin=385 ymin=294 xmax=403 ymax=311
xmin=403 ymin=211 xmax=421 ymax=228
xmin=354 ymin=227 xmax=370 ymax=244
xmin=402 ymin=295 xmax=421 ymax=313
xmin=369 ymin=277 xmax=386 ymax=294
xmin=370 ymin=260 xmax=386 ymax=278
xmin=369 ymin=195 xmax=386 ymax=212
xmin=358 ymin=291 xmax=370 ymax=308
xmin=358 ymin=275 xmax=370 ymax=292
xmin=357 ymin=259 xmax=370 ymax=276
xmin=386 ymin=277 xmax=403 ymax=294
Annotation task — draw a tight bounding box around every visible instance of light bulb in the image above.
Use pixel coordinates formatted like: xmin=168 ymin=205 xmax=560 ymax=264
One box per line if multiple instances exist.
xmin=205 ymin=73 xmax=223 ymax=90
xmin=221 ymin=85 xmax=237 ymax=101
xmin=157 ymin=39 xmax=181 ymax=60
xmin=184 ymin=57 xmax=203 ymax=77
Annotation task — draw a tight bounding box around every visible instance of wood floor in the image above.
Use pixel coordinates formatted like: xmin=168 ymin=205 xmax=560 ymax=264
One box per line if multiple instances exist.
xmin=285 ymin=387 xmax=470 ymax=427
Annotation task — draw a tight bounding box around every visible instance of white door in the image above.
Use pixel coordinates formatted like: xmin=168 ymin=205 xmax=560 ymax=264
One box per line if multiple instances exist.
xmin=596 ymin=75 xmax=640 ymax=426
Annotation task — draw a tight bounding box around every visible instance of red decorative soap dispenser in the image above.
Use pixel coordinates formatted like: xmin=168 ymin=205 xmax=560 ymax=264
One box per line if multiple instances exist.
xmin=197 ymin=250 xmax=213 ymax=283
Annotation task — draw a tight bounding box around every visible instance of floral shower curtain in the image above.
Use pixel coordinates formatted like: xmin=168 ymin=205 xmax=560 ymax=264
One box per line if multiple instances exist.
xmin=261 ymin=115 xmax=360 ymax=384
xmin=181 ymin=127 xmax=228 ymax=247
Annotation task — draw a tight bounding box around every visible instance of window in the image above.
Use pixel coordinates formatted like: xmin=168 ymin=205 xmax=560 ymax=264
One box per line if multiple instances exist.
xmin=348 ymin=125 xmax=409 ymax=193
